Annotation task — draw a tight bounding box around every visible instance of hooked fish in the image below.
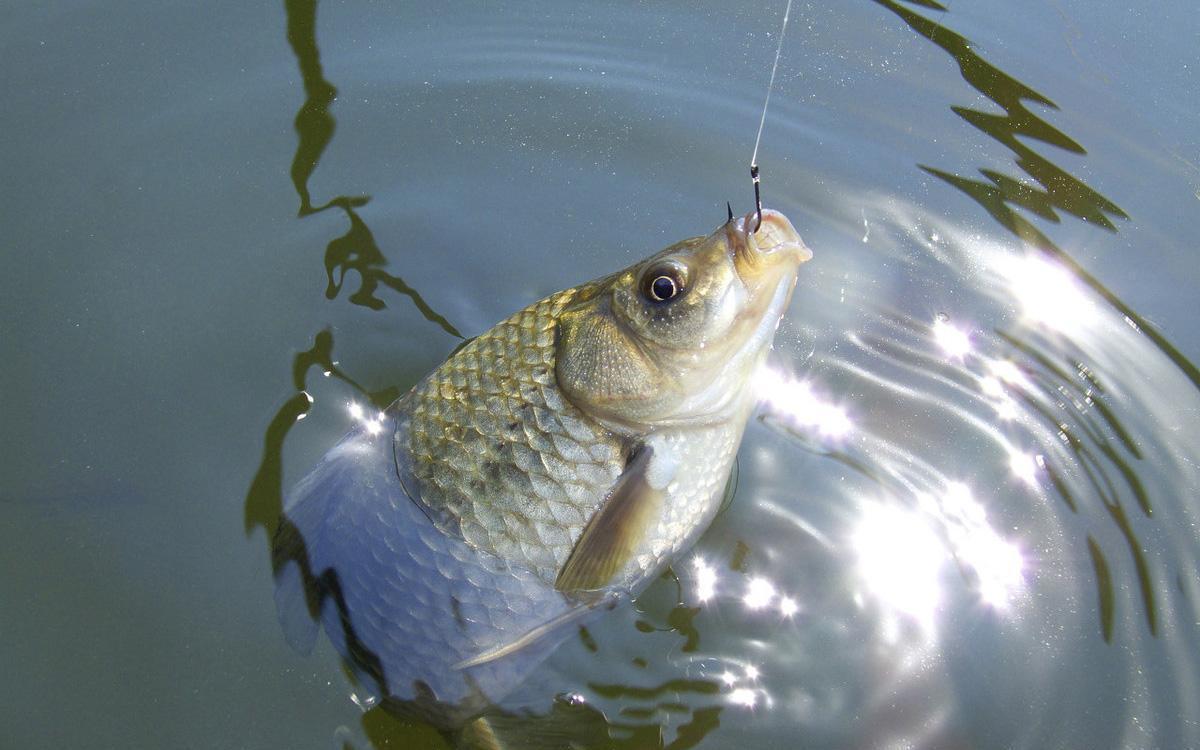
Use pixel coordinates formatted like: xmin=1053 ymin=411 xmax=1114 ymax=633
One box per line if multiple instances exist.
xmin=273 ymin=208 xmax=811 ymax=716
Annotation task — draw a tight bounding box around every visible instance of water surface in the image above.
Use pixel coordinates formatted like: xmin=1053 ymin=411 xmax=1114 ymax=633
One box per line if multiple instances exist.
xmin=2 ymin=1 xmax=1198 ymax=748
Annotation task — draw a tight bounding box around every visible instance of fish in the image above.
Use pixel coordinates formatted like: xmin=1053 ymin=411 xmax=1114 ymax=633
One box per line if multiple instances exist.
xmin=272 ymin=207 xmax=811 ymax=721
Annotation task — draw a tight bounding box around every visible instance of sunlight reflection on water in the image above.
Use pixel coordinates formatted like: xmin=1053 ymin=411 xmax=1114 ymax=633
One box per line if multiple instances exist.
xmin=853 ymin=502 xmax=946 ymax=631
xmin=754 ymin=367 xmax=852 ymax=439
xmin=754 ymin=344 xmax=1028 ymax=631
xmin=932 ymin=318 xmax=972 ymax=359
xmin=347 ymin=401 xmax=388 ymax=435
xmin=999 ymin=253 xmax=1100 ymax=334
xmin=667 ymin=189 xmax=1200 ymax=747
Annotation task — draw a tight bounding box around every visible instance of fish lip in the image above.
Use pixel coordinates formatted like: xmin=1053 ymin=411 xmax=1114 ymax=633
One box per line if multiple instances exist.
xmin=729 ymin=209 xmax=813 ymax=267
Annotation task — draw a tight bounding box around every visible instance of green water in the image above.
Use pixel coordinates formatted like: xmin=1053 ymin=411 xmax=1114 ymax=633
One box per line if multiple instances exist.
xmin=3 ymin=1 xmax=1198 ymax=748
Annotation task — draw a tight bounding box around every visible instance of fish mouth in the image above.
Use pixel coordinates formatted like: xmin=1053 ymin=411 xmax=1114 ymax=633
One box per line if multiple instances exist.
xmin=728 ymin=208 xmax=810 ymax=362
xmin=729 ymin=209 xmax=813 ymax=276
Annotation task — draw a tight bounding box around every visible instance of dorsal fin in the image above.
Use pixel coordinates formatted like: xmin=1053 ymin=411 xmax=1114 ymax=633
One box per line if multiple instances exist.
xmin=555 ymin=444 xmax=663 ymax=593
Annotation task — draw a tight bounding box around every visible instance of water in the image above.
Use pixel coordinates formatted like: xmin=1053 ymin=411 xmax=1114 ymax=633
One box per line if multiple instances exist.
xmin=2 ymin=1 xmax=1198 ymax=747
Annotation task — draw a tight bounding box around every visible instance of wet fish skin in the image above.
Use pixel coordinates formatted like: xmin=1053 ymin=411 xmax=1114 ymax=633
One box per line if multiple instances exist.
xmin=274 ymin=209 xmax=810 ymax=709
xmin=398 ymin=209 xmax=810 ymax=594
xmin=398 ymin=286 xmax=626 ymax=586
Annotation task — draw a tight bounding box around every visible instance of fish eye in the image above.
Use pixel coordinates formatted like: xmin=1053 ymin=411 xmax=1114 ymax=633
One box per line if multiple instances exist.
xmin=640 ymin=264 xmax=687 ymax=303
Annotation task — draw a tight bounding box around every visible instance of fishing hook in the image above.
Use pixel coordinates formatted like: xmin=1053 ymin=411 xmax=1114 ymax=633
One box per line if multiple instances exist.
xmin=750 ymin=165 xmax=762 ymax=233
xmin=749 ymin=0 xmax=791 ymax=235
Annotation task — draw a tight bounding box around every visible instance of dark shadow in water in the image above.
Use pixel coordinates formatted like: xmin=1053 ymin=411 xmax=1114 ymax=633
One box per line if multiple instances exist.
xmin=286 ymin=0 xmax=336 ymax=217
xmin=874 ymin=0 xmax=1174 ymax=641
xmin=632 ymin=569 xmax=704 ymax=654
xmin=873 ymin=0 xmax=1127 ymax=230
xmin=1087 ymin=536 xmax=1116 ymax=641
xmin=284 ymin=0 xmax=462 ymax=338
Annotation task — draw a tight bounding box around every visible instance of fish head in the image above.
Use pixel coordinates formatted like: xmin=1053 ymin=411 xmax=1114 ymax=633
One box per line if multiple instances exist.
xmin=556 ymin=208 xmax=812 ymax=429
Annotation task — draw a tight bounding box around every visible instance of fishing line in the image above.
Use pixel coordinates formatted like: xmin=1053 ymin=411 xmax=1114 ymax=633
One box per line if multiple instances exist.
xmin=749 ymin=0 xmax=793 ymax=232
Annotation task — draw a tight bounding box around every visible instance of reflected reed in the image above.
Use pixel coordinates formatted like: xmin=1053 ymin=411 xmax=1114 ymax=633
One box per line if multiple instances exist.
xmin=285 ymin=0 xmax=462 ymax=336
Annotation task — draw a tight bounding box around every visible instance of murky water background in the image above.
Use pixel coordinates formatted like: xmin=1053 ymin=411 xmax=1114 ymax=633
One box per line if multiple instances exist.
xmin=3 ymin=1 xmax=1198 ymax=748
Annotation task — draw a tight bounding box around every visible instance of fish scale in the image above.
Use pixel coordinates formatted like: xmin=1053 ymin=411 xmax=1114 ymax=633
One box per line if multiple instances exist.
xmin=404 ymin=286 xmax=626 ymax=584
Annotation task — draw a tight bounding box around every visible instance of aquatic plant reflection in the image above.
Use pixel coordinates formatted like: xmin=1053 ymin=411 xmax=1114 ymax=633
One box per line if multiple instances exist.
xmin=284 ymin=0 xmax=462 ymax=336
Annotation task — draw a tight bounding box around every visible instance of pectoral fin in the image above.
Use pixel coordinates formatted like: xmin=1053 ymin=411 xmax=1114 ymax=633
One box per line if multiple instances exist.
xmin=555 ymin=444 xmax=663 ymax=593
xmin=454 ymin=592 xmax=619 ymax=670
